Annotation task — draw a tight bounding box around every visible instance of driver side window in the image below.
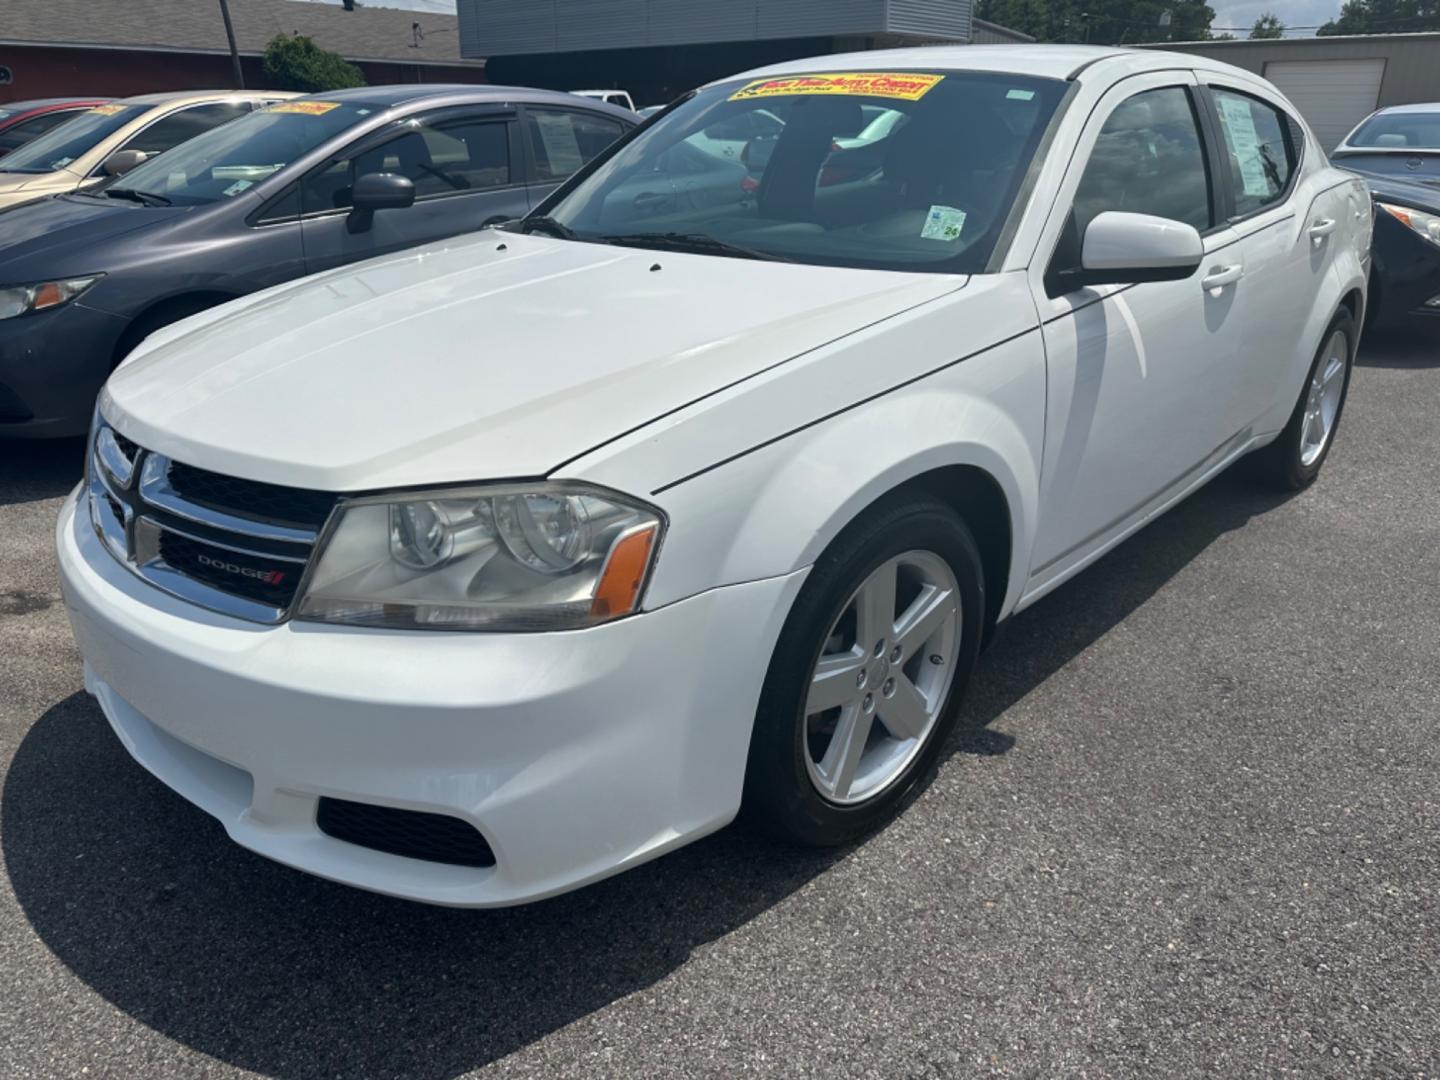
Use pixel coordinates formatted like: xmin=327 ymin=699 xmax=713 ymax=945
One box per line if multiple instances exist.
xmin=1073 ymin=86 xmax=1213 ymax=236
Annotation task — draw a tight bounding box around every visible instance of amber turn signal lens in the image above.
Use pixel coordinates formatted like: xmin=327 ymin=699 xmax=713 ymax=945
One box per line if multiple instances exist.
xmin=591 ymin=525 xmax=657 ymax=618
xmin=31 ymin=282 xmax=65 ymax=310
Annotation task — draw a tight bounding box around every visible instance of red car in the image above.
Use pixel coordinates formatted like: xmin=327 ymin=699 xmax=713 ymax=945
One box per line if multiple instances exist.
xmin=0 ymin=98 xmax=111 ymax=158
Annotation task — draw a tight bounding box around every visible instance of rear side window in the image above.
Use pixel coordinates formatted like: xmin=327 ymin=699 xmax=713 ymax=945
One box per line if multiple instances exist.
xmin=119 ymin=102 xmax=253 ymax=158
xmin=1073 ymin=86 xmax=1213 ymax=234
xmin=1211 ymin=89 xmax=1297 ymax=217
xmin=526 ymin=110 xmax=627 ymax=181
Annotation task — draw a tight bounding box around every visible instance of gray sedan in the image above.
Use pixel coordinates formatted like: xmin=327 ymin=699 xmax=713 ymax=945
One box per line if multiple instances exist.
xmin=0 ymin=85 xmax=635 ymax=437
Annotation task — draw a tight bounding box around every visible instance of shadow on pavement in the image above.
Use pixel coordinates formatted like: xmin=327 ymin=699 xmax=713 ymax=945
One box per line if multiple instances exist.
xmin=0 ymin=437 xmax=85 ymax=508
xmin=1354 ymin=327 xmax=1440 ymax=368
xmin=3 ymin=468 xmax=1291 ymax=1080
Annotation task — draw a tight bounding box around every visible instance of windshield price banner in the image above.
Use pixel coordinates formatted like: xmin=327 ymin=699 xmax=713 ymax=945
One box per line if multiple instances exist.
xmin=729 ymin=72 xmax=944 ymax=102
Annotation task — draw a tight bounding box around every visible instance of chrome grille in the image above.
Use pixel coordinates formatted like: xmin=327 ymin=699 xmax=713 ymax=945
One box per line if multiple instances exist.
xmin=87 ymin=419 xmax=337 ymax=623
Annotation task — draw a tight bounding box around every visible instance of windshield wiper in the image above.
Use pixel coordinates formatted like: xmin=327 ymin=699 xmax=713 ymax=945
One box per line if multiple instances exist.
xmin=103 ymin=187 xmax=172 ymax=207
xmin=596 ymin=232 xmax=792 ymax=263
xmin=514 ymin=215 xmax=579 ymax=240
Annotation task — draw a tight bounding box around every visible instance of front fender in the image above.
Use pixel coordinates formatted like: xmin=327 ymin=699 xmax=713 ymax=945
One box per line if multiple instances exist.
xmin=599 ymin=327 xmax=1047 ymax=616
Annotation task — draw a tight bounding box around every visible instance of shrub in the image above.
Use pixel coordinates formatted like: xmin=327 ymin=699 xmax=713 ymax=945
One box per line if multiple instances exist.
xmin=262 ymin=33 xmax=366 ymax=93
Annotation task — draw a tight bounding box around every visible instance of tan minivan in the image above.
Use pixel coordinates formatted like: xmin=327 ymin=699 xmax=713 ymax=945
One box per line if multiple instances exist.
xmin=0 ymin=89 xmax=297 ymax=211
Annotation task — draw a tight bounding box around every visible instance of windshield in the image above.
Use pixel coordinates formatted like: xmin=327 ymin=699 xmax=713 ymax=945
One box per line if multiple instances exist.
xmin=533 ymin=70 xmax=1066 ymax=273
xmin=0 ymin=104 xmax=146 ymax=173
xmin=1346 ymin=110 xmax=1440 ymax=151
xmin=109 ymin=100 xmax=377 ymax=206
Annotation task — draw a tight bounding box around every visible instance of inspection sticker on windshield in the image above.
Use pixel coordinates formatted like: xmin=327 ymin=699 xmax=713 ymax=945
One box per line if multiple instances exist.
xmin=921 ymin=205 xmax=967 ymax=242
xmin=267 ymin=101 xmax=341 ymax=116
xmin=729 ymin=72 xmax=943 ymax=102
xmin=89 ymin=104 xmax=127 ymax=116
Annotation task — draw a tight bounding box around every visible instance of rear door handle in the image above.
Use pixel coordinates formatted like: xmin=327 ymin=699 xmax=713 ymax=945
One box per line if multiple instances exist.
xmin=1309 ymin=217 xmax=1338 ymax=242
xmin=1201 ymin=264 xmax=1243 ymax=291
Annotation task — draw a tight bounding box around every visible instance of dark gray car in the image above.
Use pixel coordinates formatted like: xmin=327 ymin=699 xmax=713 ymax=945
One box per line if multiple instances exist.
xmin=0 ymin=85 xmax=635 ymax=437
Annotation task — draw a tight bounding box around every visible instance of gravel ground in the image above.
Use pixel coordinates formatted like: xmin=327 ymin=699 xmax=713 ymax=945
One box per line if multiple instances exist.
xmin=1 ymin=332 xmax=1437 ymax=1079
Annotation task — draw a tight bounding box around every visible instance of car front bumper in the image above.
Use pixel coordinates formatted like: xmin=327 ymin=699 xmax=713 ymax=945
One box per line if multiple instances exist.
xmin=1370 ymin=213 xmax=1440 ymax=330
xmin=57 ymin=489 xmax=806 ymax=906
xmin=0 ymin=302 xmax=127 ymax=437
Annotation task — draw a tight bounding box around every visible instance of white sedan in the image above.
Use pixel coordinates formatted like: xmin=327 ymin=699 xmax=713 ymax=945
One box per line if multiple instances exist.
xmin=59 ymin=45 xmax=1371 ymax=906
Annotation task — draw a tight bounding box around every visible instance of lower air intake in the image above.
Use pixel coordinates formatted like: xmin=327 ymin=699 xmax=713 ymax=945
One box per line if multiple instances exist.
xmin=316 ymin=797 xmax=496 ymax=868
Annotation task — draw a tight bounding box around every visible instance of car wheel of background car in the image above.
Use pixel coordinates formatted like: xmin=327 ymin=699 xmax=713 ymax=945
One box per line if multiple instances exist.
xmin=741 ymin=492 xmax=984 ymax=847
xmin=113 ymin=295 xmax=229 ymax=370
xmin=1249 ymin=307 xmax=1356 ymax=491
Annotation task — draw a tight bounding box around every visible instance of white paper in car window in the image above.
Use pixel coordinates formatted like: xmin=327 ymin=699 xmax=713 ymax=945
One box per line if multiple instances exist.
xmin=1218 ymin=96 xmax=1271 ymax=198
xmin=921 ymin=205 xmax=967 ymax=242
xmin=534 ymin=113 xmax=584 ymax=176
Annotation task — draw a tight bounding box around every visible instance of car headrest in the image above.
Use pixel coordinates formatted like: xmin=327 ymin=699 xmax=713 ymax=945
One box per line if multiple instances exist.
xmin=1374 ymin=133 xmax=1408 ymax=147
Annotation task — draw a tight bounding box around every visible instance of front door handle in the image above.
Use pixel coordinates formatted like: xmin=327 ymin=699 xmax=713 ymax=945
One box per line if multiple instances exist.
xmin=1309 ymin=217 xmax=1338 ymax=242
xmin=1201 ymin=264 xmax=1243 ymax=291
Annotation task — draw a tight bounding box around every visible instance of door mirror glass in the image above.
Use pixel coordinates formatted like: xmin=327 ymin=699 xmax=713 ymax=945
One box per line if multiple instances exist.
xmin=102 ymin=149 xmax=149 ymax=176
xmin=1079 ymin=211 xmax=1203 ymax=286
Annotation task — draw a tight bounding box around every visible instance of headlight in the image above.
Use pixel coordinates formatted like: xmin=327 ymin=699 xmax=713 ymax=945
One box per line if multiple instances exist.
xmin=1378 ymin=202 xmax=1440 ymax=248
xmin=295 ymin=483 xmax=664 ymax=631
xmin=0 ymin=275 xmax=101 ymax=320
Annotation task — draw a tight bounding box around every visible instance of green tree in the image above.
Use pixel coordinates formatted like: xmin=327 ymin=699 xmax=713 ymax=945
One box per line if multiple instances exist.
xmin=977 ymin=0 xmax=1217 ymax=45
xmin=1249 ymin=11 xmax=1285 ymax=36
xmin=262 ymin=33 xmax=366 ymax=93
xmin=1319 ymin=0 xmax=1440 ymax=34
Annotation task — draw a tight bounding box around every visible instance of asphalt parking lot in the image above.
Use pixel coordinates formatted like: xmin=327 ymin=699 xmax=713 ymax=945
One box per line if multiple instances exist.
xmin=1 ymin=331 xmax=1438 ymax=1079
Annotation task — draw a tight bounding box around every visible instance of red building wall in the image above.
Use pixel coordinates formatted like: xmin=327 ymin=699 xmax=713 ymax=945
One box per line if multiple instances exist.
xmin=0 ymin=45 xmax=486 ymax=104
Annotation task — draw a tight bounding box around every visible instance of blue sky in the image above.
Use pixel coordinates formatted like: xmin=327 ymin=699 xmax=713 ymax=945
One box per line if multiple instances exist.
xmin=1210 ymin=0 xmax=1345 ymax=36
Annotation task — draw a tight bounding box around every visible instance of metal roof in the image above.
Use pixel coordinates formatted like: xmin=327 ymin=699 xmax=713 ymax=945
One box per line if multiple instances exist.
xmin=0 ymin=0 xmax=483 ymax=68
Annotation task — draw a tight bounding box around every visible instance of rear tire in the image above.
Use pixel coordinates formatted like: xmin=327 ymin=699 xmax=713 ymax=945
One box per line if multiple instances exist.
xmin=1249 ymin=308 xmax=1355 ymax=491
xmin=741 ymin=492 xmax=984 ymax=847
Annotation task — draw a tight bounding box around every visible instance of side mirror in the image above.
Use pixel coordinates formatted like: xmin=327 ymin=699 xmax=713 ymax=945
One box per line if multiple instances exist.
xmin=347 ymin=172 xmax=415 ymax=232
xmin=102 ymin=149 xmax=149 ymax=177
xmin=1077 ymin=211 xmax=1203 ymax=286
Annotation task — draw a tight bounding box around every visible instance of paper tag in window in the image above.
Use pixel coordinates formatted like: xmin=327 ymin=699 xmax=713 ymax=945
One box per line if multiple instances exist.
xmin=533 ymin=112 xmax=584 ymax=176
xmin=222 ymin=179 xmax=253 ymax=197
xmin=267 ymin=101 xmax=341 ymax=116
xmin=729 ymin=72 xmax=943 ymax=102
xmin=1217 ymin=96 xmax=1272 ymax=197
xmin=921 ymin=205 xmax=967 ymax=242
xmin=89 ymin=104 xmax=127 ymax=116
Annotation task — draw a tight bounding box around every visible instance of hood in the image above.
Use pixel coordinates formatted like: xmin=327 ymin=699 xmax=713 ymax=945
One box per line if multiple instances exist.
xmin=104 ymin=230 xmax=964 ymax=492
xmin=1337 ymin=153 xmax=1440 ymax=210
xmin=0 ymin=194 xmax=177 ymax=276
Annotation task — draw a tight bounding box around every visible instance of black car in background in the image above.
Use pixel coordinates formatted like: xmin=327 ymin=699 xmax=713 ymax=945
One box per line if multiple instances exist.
xmin=0 ymin=85 xmax=634 ymax=437
xmin=1332 ymin=104 xmax=1440 ymax=333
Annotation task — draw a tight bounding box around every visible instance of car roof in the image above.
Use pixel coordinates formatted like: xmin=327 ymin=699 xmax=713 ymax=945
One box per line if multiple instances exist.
xmin=115 ymin=89 xmax=300 ymax=106
xmin=0 ymin=97 xmax=108 ymax=112
xmin=1367 ymin=102 xmax=1440 ymax=115
xmin=291 ymin=83 xmax=637 ymax=119
xmin=726 ymin=44 xmax=1256 ymax=86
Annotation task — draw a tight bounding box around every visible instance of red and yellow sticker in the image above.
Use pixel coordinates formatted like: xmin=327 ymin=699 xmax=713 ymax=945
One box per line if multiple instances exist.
xmin=89 ymin=104 xmax=128 ymax=116
xmin=729 ymin=72 xmax=943 ymax=102
xmin=267 ymin=101 xmax=341 ymax=116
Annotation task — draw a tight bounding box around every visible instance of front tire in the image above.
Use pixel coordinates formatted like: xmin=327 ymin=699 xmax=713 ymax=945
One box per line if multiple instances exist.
xmin=741 ymin=492 xmax=984 ymax=847
xmin=1250 ymin=308 xmax=1355 ymax=490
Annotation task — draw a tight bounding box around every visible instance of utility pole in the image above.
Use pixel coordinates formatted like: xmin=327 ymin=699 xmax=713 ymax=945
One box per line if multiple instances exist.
xmin=218 ymin=0 xmax=246 ymax=88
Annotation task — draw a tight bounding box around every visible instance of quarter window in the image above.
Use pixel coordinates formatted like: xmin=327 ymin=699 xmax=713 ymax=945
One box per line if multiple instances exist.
xmin=525 ymin=110 xmax=627 ymax=181
xmin=1211 ymin=89 xmax=1297 ymax=217
xmin=1073 ymin=86 xmax=1213 ymax=235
